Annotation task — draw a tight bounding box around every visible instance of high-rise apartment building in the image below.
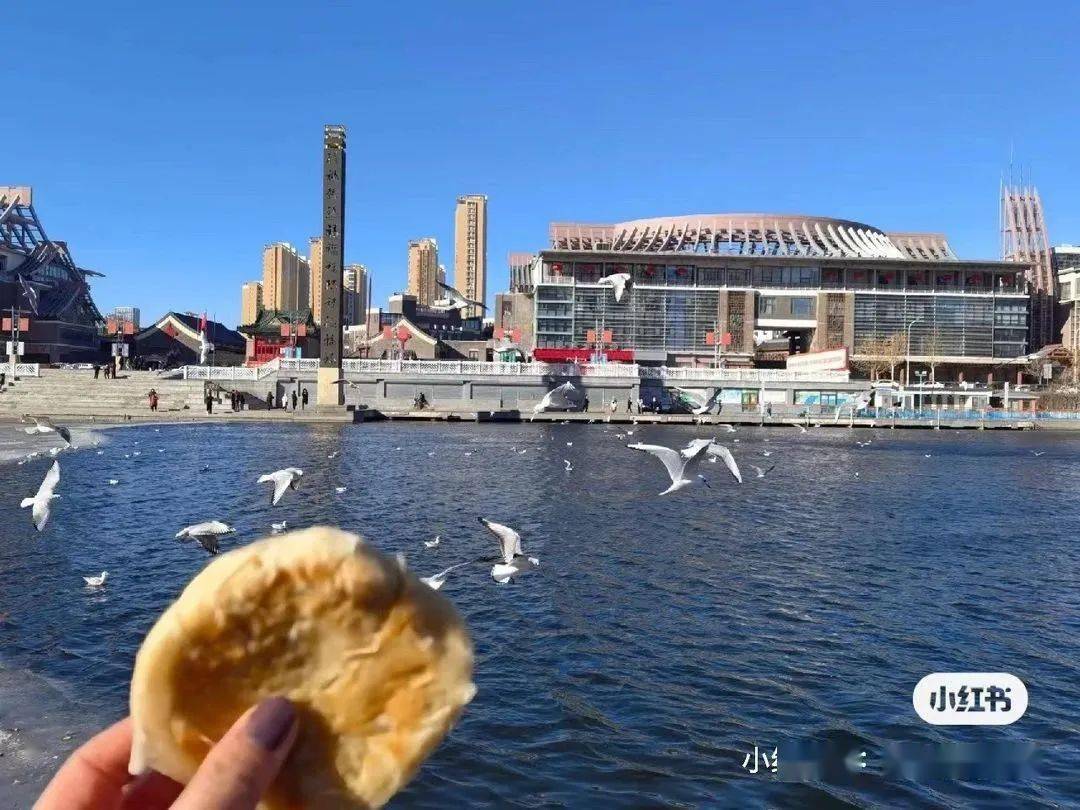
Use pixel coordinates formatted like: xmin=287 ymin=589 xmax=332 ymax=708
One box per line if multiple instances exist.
xmin=309 ymin=237 xmax=324 ymax=322
xmin=240 ymin=282 xmax=262 ymax=325
xmin=407 ymin=238 xmax=439 ymax=307
xmin=454 ymin=194 xmax=488 ymax=317
xmin=262 ymin=242 xmax=311 ymax=311
xmin=110 ymin=306 xmax=141 ymax=331
xmin=343 ymin=263 xmax=368 ymax=327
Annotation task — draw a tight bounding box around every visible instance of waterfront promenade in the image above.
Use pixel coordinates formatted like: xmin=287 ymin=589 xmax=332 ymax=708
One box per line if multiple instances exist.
xmin=0 ymin=365 xmax=1059 ymax=430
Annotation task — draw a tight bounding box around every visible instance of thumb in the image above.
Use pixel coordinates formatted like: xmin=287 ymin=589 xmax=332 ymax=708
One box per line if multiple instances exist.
xmin=172 ymin=697 xmax=298 ymax=810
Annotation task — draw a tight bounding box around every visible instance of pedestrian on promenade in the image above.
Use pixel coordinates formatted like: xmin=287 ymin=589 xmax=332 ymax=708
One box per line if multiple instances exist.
xmin=147 ymin=389 xmax=158 ymax=412
xmin=610 ymin=397 xmax=617 ymax=414
xmin=93 ymin=364 xmax=100 ymax=379
xmin=291 ymin=391 xmax=298 ymax=411
xmin=240 ymin=392 xmax=246 ymax=410
xmin=266 ymin=390 xmax=274 ymax=410
xmin=205 ymin=390 xmax=214 ymax=415
xmin=301 ymin=388 xmax=308 ymax=409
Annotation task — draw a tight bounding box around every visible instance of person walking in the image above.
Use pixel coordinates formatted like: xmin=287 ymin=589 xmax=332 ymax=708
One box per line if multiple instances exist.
xmin=266 ymin=390 xmax=274 ymax=410
xmin=301 ymin=388 xmax=308 ymax=409
xmin=147 ymin=389 xmax=159 ymax=412
xmin=93 ymin=364 xmax=100 ymax=379
xmin=239 ymin=392 xmax=246 ymax=411
xmin=291 ymin=390 xmax=298 ymax=411
xmin=205 ymin=389 xmax=214 ymax=415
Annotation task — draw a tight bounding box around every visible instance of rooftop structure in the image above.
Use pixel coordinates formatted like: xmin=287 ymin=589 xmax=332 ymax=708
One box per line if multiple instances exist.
xmin=0 ymin=186 xmax=104 ymax=361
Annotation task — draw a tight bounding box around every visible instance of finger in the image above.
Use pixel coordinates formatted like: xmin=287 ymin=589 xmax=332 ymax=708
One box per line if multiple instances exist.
xmin=34 ymin=718 xmax=133 ymax=810
xmin=172 ymin=697 xmax=298 ymax=810
xmin=119 ymin=770 xmax=184 ymax=809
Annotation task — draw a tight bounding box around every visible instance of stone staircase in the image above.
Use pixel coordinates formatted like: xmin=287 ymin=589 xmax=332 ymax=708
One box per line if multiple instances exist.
xmin=0 ymin=369 xmax=209 ymax=419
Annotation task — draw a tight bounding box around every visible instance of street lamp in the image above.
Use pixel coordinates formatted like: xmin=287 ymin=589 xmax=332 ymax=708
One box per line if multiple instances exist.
xmin=904 ymin=317 xmax=922 ymax=386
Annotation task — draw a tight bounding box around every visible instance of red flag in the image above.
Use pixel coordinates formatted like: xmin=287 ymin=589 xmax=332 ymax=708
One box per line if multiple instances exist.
xmin=198 ymin=312 xmax=207 ymax=333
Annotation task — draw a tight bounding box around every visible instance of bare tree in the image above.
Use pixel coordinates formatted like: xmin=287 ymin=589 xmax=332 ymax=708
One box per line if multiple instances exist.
xmin=850 ymin=337 xmax=891 ymax=381
xmin=880 ymin=332 xmax=907 ymax=382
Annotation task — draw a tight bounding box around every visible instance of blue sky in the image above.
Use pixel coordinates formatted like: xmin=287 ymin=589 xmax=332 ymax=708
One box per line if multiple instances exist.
xmin=8 ymin=1 xmax=1080 ymax=327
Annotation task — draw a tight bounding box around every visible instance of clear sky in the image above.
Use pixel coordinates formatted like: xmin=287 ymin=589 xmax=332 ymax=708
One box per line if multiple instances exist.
xmin=8 ymin=0 xmax=1080 ymax=327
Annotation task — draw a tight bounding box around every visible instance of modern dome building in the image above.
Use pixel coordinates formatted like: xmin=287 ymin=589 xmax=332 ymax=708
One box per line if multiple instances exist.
xmin=531 ymin=213 xmax=1030 ymax=382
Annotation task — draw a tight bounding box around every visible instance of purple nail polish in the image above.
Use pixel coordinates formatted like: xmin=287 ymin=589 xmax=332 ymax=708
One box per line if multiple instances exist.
xmin=246 ymin=697 xmax=296 ymax=751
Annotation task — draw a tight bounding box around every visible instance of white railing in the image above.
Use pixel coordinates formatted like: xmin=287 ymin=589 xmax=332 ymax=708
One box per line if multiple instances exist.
xmin=278 ymin=358 xmax=319 ymax=373
xmin=182 ymin=366 xmax=258 ymax=381
xmin=10 ymin=362 xmax=40 ymax=377
xmin=182 ymin=358 xmax=320 ymax=380
xmin=341 ymin=358 xmax=850 ymax=384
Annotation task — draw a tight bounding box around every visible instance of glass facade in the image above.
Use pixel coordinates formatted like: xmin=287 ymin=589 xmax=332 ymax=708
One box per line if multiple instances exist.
xmin=535 ymin=258 xmax=1029 ymax=360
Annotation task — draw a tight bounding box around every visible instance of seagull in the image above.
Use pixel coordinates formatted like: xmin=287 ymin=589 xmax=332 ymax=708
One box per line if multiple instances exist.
xmin=271 ymin=520 xmax=288 ymax=534
xmin=564 ymin=459 xmax=573 ymax=472
xmin=96 ymin=450 xmax=104 ymax=455
xmin=83 ymin=571 xmax=108 ymax=587
xmin=330 ymin=378 xmax=361 ymax=389
xmin=721 ymin=424 xmax=737 ymax=433
xmin=464 ymin=451 xmax=473 ymax=457
xmin=628 ymin=439 xmax=711 ymax=495
xmin=433 ymin=279 xmax=486 ymax=313
xmin=696 ymin=474 xmax=712 ymax=489
xmin=132 ymin=451 xmax=141 ymax=457
xmin=750 ymin=464 xmax=775 ymax=479
xmin=420 ymin=561 xmax=473 ymax=591
xmin=672 ymin=387 xmax=722 ymax=416
xmin=107 ymin=479 xmax=119 ymax=485
xmin=175 ymin=520 xmax=235 ymax=555
xmin=1031 ymin=451 xmax=1045 ymax=457
xmin=335 ymin=486 xmax=347 ymax=494
xmin=21 ymin=461 xmax=60 ymax=532
xmin=762 ymin=450 xmax=772 ymax=457
xmin=427 ymin=451 xmax=436 ymax=457
xmin=597 ymin=272 xmax=632 ymax=302
xmin=532 ymin=382 xmax=577 ymax=418
xmin=478 ymin=518 xmax=539 ymax=583
xmin=704 ymin=442 xmax=742 ymax=484
xmin=199 ymin=464 xmax=210 ymax=473
xmin=566 ymin=442 xmax=573 ymax=447
xmin=625 ymin=430 xmax=635 ymax=436
xmin=327 ymin=451 xmax=340 ymax=459
xmin=22 ymin=416 xmax=71 ymax=446
xmin=793 ymin=423 xmax=808 ymax=434
xmin=257 ymin=468 xmax=304 ymax=505
xmin=924 ymin=454 xmax=932 ymax=458
xmin=835 ymin=390 xmax=873 ymax=422
xmin=48 ymin=446 xmax=63 ymax=457
xmin=424 ymin=535 xmax=441 ymax=549
xmin=518 ymin=449 xmax=527 ymax=455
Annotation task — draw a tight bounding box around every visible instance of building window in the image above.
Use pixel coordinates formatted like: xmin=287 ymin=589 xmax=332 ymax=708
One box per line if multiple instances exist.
xmin=1062 ymin=281 xmax=1073 ymax=301
xmin=791 ymin=297 xmax=815 ymax=318
xmin=758 ymin=297 xmax=776 ymax=316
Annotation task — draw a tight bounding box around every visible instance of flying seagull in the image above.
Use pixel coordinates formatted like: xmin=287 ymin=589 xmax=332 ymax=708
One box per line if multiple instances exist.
xmin=597 ymin=272 xmax=632 ymax=302
xmin=1031 ymin=451 xmax=1045 ymax=457
xmin=672 ymin=387 xmax=722 ymax=416
xmin=750 ymin=464 xmax=775 ymax=479
xmin=628 ymin=439 xmax=711 ymax=495
xmin=83 ymin=571 xmax=109 ymax=587
xmin=793 ymin=423 xmax=808 ymax=434
xmin=424 ymin=535 xmax=441 ymax=549
xmin=434 ymin=280 xmax=486 ymax=313
xmin=478 ymin=517 xmax=539 ymax=583
xmin=21 ymin=460 xmax=60 ymax=531
xmin=22 ymin=416 xmax=71 ymax=446
xmin=704 ymin=442 xmax=743 ymax=484
xmin=330 ymin=378 xmax=361 ymax=389
xmin=835 ymin=390 xmax=873 ymax=422
xmin=257 ymin=467 xmax=304 ymax=505
xmin=420 ymin=561 xmax=473 ymax=591
xmin=175 ymin=520 xmax=235 ymax=555
xmin=564 ymin=459 xmax=573 ymax=472
xmin=532 ymin=382 xmax=577 ymax=418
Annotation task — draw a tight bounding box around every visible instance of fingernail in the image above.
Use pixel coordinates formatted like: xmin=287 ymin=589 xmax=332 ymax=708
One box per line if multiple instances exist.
xmin=246 ymin=697 xmax=296 ymax=751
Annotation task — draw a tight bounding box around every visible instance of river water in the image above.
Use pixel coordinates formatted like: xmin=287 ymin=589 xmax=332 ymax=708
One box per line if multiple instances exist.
xmin=0 ymin=421 xmax=1077 ymax=807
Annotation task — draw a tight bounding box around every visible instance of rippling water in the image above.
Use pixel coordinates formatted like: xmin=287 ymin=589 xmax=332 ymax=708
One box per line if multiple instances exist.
xmin=1 ymin=421 xmax=1078 ymax=807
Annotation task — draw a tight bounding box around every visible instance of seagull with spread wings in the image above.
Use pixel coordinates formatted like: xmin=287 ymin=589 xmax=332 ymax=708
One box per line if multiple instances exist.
xmin=21 ymin=460 xmax=60 ymax=531
xmin=433 ymin=280 xmax=486 ymax=313
xmin=478 ymin=517 xmax=539 ymax=583
xmin=257 ymin=467 xmax=304 ymax=505
xmin=597 ymin=272 xmax=632 ymax=302
xmin=628 ymin=439 xmax=712 ymax=495
xmin=175 ymin=521 xmax=235 ymax=555
xmin=22 ymin=416 xmax=72 ymax=447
